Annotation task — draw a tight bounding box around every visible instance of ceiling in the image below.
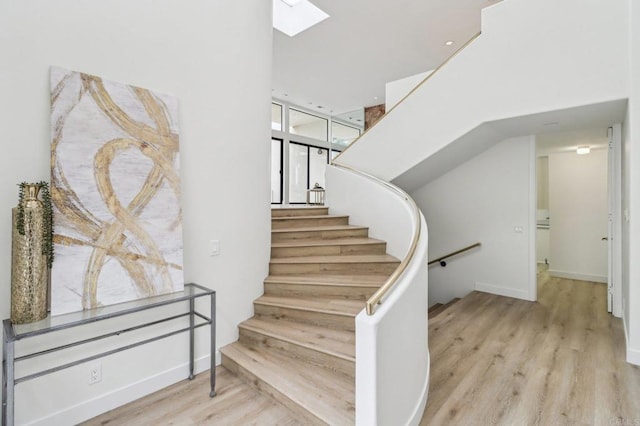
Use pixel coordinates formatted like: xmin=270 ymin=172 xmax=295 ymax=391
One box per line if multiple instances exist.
xmin=272 ymin=0 xmax=622 ymax=161
xmin=272 ymin=0 xmax=502 ymax=116
xmin=536 ymin=128 xmax=609 ymax=157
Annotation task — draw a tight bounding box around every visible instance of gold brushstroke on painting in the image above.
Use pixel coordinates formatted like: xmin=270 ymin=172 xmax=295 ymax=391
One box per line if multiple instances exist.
xmin=51 ymin=72 xmax=181 ymax=310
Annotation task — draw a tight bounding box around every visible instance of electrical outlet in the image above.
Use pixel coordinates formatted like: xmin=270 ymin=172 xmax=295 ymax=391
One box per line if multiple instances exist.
xmin=89 ymin=363 xmax=102 ymax=385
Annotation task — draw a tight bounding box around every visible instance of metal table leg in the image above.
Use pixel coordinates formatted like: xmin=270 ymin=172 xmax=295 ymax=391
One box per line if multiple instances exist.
xmin=3 ymin=320 xmax=15 ymax=426
xmin=188 ymin=297 xmax=195 ymax=380
xmin=209 ymin=292 xmax=216 ymax=398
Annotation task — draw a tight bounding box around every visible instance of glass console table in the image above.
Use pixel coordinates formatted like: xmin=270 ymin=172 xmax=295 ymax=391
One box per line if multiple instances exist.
xmin=2 ymin=283 xmax=216 ymax=426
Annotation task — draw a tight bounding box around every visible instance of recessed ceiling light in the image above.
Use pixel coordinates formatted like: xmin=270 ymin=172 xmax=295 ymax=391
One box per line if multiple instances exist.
xmin=317 ymin=105 xmax=323 ymax=109
xmin=273 ymin=0 xmax=329 ymax=37
xmin=445 ymin=40 xmax=454 ymax=46
xmin=577 ymin=146 xmax=591 ymax=155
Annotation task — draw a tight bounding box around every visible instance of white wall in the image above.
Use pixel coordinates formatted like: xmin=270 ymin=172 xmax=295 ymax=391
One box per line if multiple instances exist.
xmin=625 ymin=0 xmax=640 ymax=365
xmin=537 ymin=157 xmax=549 ymax=210
xmin=411 ymin=136 xmax=535 ymax=305
xmin=385 ymin=70 xmax=432 ymax=111
xmin=326 ymin=166 xmax=413 ymax=260
xmin=338 ymin=0 xmax=628 ymax=184
xmin=0 ymin=1 xmax=272 ymax=424
xmin=547 ymin=150 xmax=608 ymax=283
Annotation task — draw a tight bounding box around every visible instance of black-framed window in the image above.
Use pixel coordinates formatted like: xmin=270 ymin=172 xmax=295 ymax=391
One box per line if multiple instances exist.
xmin=271 ymin=138 xmax=283 ymax=204
xmin=288 ymin=141 xmax=329 ymax=204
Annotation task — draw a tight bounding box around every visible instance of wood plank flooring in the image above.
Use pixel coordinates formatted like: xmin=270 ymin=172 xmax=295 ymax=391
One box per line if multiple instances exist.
xmin=82 ymin=367 xmax=302 ymax=426
xmin=421 ymin=265 xmax=640 ymax=425
xmin=85 ymin=266 xmax=640 ymax=425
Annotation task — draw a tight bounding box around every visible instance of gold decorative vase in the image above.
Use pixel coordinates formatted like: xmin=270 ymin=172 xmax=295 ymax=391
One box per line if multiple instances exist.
xmin=11 ymin=184 xmax=48 ymax=324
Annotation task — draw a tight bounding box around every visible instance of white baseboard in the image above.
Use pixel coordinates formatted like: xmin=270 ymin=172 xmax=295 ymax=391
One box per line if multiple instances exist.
xmin=27 ymin=353 xmax=219 ymax=426
xmin=475 ymin=282 xmax=529 ymax=301
xmin=547 ymin=269 xmax=607 ymax=283
xmin=623 ymin=318 xmax=640 ymax=366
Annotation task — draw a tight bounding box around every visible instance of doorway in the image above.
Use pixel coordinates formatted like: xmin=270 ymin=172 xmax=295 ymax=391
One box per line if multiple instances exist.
xmin=534 ymin=124 xmax=622 ymax=317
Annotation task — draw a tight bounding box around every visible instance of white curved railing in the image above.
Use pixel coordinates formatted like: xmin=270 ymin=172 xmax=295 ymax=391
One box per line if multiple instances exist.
xmin=325 ymin=164 xmax=429 ymax=425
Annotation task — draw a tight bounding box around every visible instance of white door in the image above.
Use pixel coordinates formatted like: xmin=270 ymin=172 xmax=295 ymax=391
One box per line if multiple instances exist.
xmin=607 ymin=124 xmax=623 ymax=317
xmin=607 ymin=126 xmax=613 ymax=313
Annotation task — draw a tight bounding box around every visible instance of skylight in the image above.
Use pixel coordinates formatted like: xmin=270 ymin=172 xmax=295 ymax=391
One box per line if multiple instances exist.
xmin=273 ymin=0 xmax=329 ymax=37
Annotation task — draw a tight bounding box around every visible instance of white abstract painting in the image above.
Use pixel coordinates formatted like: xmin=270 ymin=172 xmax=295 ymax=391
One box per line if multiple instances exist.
xmin=50 ymin=67 xmax=184 ymax=315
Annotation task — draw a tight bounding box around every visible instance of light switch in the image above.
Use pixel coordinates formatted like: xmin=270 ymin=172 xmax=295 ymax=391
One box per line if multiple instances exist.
xmin=209 ymin=240 xmax=220 ymax=256
xmin=514 ymin=226 xmax=524 ymax=234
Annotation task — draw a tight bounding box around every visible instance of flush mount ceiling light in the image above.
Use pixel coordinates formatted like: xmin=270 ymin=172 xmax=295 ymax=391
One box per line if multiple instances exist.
xmin=576 ymin=146 xmax=591 ymax=155
xmin=273 ymin=0 xmax=329 ymax=37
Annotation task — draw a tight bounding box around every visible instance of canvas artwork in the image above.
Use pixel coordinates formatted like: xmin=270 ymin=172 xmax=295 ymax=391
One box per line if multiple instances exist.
xmin=50 ymin=67 xmax=184 ymax=315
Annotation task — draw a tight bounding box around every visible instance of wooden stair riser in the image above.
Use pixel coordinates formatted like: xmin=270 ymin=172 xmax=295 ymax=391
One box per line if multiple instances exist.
xmin=264 ymin=282 xmax=380 ymax=301
xmin=272 ymin=227 xmax=369 ymax=243
xmin=271 ymin=242 xmax=387 ymax=258
xmin=428 ymin=297 xmax=461 ymax=319
xmin=221 ymin=354 xmax=326 ymax=426
xmin=271 ymin=207 xmax=328 ymax=218
xmin=238 ymin=328 xmax=355 ymax=379
xmin=272 ymin=216 xmax=349 ymax=230
xmin=269 ymin=260 xmax=400 ymax=276
xmin=254 ymin=304 xmax=356 ymax=332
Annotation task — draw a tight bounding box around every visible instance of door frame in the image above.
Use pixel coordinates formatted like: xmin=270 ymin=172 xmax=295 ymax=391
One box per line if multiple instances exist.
xmin=609 ymin=124 xmax=623 ymax=317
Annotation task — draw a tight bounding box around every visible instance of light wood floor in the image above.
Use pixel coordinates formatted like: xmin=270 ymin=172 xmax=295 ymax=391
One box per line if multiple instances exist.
xmin=83 ymin=367 xmax=302 ymax=426
xmin=421 ymin=265 xmax=640 ymax=425
xmin=86 ymin=266 xmax=640 ymax=425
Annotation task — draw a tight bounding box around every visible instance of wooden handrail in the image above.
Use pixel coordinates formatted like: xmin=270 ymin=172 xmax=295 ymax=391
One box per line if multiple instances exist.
xmin=428 ymin=242 xmax=481 ymax=266
xmin=332 ymin=32 xmax=481 ymax=163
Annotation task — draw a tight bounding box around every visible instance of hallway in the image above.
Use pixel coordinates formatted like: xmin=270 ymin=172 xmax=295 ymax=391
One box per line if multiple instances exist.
xmin=422 ymin=266 xmax=640 ymax=424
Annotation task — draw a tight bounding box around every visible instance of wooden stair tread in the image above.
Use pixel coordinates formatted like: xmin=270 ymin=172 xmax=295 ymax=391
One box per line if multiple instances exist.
xmin=265 ymin=274 xmax=387 ymax=286
xmin=271 ymin=237 xmax=384 ymax=248
xmin=255 ymin=295 xmax=364 ymax=316
xmin=272 ymin=225 xmax=367 ymax=234
xmin=428 ymin=297 xmax=461 ymax=319
xmin=270 ymin=254 xmax=399 ymax=264
xmin=271 ymin=207 xmax=329 ymax=217
xmin=272 ymin=214 xmax=348 ymax=221
xmin=221 ymin=342 xmax=355 ymax=425
xmin=240 ymin=317 xmax=355 ymax=361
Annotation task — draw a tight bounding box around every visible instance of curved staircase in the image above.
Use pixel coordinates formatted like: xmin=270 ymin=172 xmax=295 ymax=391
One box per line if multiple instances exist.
xmin=220 ymin=206 xmax=399 ymax=425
